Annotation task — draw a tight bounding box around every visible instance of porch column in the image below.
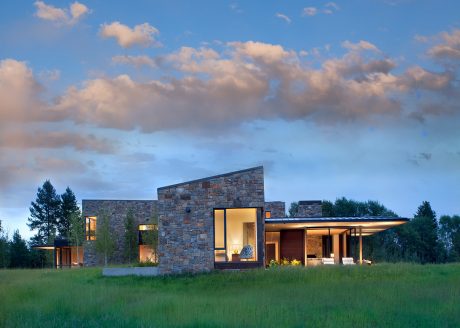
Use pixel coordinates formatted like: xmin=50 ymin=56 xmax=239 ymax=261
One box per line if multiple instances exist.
xmin=342 ymin=232 xmax=347 ymax=257
xmin=359 ymin=227 xmax=363 ymax=265
xmin=304 ymin=228 xmax=307 ymax=267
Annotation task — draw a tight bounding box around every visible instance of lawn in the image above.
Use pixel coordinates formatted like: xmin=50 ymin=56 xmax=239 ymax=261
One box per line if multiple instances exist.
xmin=1 ymin=264 xmax=459 ymax=327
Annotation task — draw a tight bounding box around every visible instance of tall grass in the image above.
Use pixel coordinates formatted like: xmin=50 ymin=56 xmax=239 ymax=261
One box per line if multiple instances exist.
xmin=0 ymin=263 xmax=459 ymax=327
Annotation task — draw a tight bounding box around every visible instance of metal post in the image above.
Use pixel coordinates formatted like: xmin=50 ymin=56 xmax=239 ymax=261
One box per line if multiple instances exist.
xmin=359 ymin=227 xmax=363 ymax=265
xmin=304 ymin=228 xmax=307 ymax=267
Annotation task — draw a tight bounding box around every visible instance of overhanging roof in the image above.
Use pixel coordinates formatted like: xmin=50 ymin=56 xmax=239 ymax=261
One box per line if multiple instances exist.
xmin=265 ymin=216 xmax=409 ymax=236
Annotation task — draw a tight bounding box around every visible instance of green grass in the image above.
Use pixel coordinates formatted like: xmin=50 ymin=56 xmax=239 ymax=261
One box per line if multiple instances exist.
xmin=1 ymin=264 xmax=459 ymax=327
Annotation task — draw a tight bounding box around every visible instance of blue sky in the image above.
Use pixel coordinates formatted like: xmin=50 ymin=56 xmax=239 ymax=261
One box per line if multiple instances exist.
xmin=0 ymin=1 xmax=459 ymax=239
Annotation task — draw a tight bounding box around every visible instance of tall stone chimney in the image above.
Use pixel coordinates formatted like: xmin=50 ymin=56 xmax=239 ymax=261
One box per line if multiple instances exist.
xmin=296 ymin=200 xmax=322 ymax=217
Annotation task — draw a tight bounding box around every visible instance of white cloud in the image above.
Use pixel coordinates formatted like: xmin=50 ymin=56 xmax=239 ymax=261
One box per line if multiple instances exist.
xmin=342 ymin=40 xmax=380 ymax=52
xmin=275 ymin=13 xmax=291 ymax=24
xmin=302 ymin=7 xmax=318 ymax=16
xmin=428 ymin=29 xmax=460 ymax=60
xmin=34 ymin=1 xmax=89 ymax=25
xmin=100 ymin=22 xmax=160 ymax=48
xmin=112 ymin=55 xmax=156 ymax=68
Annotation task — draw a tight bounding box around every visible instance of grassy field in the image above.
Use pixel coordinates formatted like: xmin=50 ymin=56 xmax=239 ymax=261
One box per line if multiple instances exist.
xmin=1 ymin=264 xmax=459 ymax=327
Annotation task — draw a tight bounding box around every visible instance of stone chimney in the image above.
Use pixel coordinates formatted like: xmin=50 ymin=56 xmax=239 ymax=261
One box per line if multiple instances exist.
xmin=296 ymin=200 xmax=322 ymax=217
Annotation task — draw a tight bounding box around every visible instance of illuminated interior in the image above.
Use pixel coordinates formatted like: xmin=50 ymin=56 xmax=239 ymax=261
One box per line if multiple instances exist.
xmin=138 ymin=224 xmax=158 ymax=263
xmin=139 ymin=245 xmax=156 ymax=262
xmin=265 ymin=211 xmax=271 ymax=219
xmin=214 ymin=208 xmax=258 ymax=262
xmin=85 ymin=216 xmax=97 ymax=240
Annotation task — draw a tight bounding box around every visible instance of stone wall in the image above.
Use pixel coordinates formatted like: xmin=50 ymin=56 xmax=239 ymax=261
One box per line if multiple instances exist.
xmin=157 ymin=166 xmax=265 ymax=275
xmin=306 ymin=235 xmax=322 ymax=258
xmin=82 ymin=200 xmax=157 ymax=266
xmin=264 ymin=201 xmax=286 ymax=218
xmin=296 ymin=200 xmax=322 ymax=217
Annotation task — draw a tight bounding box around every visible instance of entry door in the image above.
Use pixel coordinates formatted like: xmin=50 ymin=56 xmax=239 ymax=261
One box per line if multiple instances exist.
xmin=280 ymin=230 xmax=305 ymax=264
xmin=265 ymin=243 xmax=276 ymax=265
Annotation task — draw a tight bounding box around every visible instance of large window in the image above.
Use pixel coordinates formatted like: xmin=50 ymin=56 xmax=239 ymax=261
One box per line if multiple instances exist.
xmin=139 ymin=224 xmax=158 ymax=263
xmin=214 ymin=208 xmax=258 ymax=262
xmin=85 ymin=216 xmax=96 ymax=240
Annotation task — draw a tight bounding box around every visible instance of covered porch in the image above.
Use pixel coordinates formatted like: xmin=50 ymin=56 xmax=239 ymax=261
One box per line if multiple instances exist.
xmin=265 ymin=216 xmax=408 ymax=266
xmin=33 ymin=238 xmax=84 ymax=268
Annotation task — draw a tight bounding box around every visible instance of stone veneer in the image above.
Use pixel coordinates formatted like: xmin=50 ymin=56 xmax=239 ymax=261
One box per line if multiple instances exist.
xmin=264 ymin=201 xmax=286 ymax=218
xmin=296 ymin=200 xmax=322 ymax=217
xmin=157 ymin=166 xmax=265 ymax=275
xmin=82 ymin=200 xmax=157 ymax=266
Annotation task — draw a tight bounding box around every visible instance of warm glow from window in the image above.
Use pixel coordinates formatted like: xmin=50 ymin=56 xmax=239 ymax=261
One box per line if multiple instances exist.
xmin=139 ymin=224 xmax=156 ymax=231
xmin=265 ymin=211 xmax=271 ymax=219
xmin=85 ymin=216 xmax=96 ymax=241
xmin=214 ymin=208 xmax=258 ymax=262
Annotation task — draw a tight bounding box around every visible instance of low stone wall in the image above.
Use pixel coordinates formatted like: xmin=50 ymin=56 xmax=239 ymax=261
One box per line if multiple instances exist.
xmin=102 ymin=267 xmax=159 ymax=277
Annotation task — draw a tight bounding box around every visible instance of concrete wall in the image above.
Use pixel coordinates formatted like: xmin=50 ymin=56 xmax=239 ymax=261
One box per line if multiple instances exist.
xmin=82 ymin=200 xmax=157 ymax=266
xmin=157 ymin=166 xmax=265 ymax=274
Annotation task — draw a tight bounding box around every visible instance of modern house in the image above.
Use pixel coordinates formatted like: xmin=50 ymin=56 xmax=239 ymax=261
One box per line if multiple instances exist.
xmin=38 ymin=166 xmax=409 ymax=273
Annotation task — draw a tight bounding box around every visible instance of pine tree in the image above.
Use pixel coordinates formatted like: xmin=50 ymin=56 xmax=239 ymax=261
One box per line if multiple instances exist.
xmin=60 ymin=187 xmax=81 ymax=238
xmin=95 ymin=211 xmax=115 ymax=266
xmin=412 ymin=201 xmax=440 ymax=263
xmin=288 ymin=202 xmax=299 ymax=217
xmin=9 ymin=230 xmax=29 ymax=268
xmin=0 ymin=220 xmax=10 ymax=268
xmin=28 ymin=180 xmax=61 ymax=244
xmin=124 ymin=209 xmax=138 ymax=264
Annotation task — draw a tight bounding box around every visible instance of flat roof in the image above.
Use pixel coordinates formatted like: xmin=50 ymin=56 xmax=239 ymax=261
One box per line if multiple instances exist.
xmin=158 ymin=166 xmax=263 ymax=191
xmin=265 ymin=216 xmax=409 ymax=236
xmin=266 ymin=216 xmax=409 ymax=224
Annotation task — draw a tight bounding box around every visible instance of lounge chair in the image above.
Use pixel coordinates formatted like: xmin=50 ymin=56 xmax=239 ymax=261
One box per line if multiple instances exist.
xmin=342 ymin=257 xmax=356 ymax=265
xmin=322 ymin=258 xmax=335 ymax=265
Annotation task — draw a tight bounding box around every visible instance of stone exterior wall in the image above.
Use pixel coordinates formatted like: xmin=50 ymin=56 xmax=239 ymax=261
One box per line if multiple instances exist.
xmin=82 ymin=200 xmax=157 ymax=266
xmin=306 ymin=235 xmax=322 ymax=258
xmin=264 ymin=201 xmax=286 ymax=218
xmin=296 ymin=200 xmax=322 ymax=217
xmin=157 ymin=166 xmax=265 ymax=275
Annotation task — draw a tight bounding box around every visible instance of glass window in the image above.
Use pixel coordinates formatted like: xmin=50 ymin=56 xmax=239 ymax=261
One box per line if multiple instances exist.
xmin=85 ymin=216 xmax=96 ymax=240
xmin=214 ymin=208 xmax=258 ymax=262
xmin=265 ymin=211 xmax=271 ymax=219
xmin=139 ymin=224 xmax=156 ymax=231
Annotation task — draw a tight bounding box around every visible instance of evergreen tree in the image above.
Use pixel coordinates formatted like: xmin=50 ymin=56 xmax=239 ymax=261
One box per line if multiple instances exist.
xmin=59 ymin=187 xmax=81 ymax=238
xmin=0 ymin=220 xmax=10 ymax=268
xmin=9 ymin=230 xmax=29 ymax=268
xmin=439 ymin=215 xmax=460 ymax=262
xmin=95 ymin=211 xmax=115 ymax=266
xmin=69 ymin=212 xmax=85 ymax=266
xmin=411 ymin=201 xmax=441 ymax=263
xmin=124 ymin=209 xmax=138 ymax=264
xmin=28 ymin=180 xmax=61 ymax=244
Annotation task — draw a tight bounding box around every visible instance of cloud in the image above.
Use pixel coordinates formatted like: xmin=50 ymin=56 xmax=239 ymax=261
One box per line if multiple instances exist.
xmin=112 ymin=55 xmax=156 ymax=68
xmin=4 ymin=33 xmax=460 ymax=134
xmin=428 ymin=29 xmax=460 ymax=60
xmin=38 ymin=69 xmax=61 ymax=81
xmin=50 ymin=40 xmax=407 ymax=131
xmin=276 ymin=13 xmax=291 ymax=24
xmin=34 ymin=1 xmax=89 ymax=25
xmin=100 ymin=22 xmax=160 ymax=48
xmin=302 ymin=7 xmax=318 ymax=16
xmin=0 ymin=59 xmax=64 ymax=123
xmin=0 ymin=131 xmax=115 ymax=153
xmin=342 ymin=40 xmax=380 ymax=52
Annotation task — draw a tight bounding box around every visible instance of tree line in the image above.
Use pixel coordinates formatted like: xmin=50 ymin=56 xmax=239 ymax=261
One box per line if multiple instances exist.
xmin=289 ymin=198 xmax=460 ymax=263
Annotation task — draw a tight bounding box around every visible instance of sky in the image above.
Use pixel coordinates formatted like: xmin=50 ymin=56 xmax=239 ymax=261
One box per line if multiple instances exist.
xmin=0 ymin=0 xmax=459 ymax=240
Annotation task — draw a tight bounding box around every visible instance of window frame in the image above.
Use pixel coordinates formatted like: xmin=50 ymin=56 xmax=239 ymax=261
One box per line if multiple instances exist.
xmin=213 ymin=207 xmax=258 ymax=263
xmin=85 ymin=216 xmax=97 ymax=241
